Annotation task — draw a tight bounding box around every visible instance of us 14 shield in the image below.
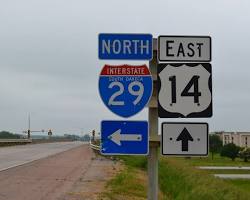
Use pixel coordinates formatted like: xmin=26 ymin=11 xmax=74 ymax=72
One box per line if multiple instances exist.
xmin=158 ymin=63 xmax=212 ymax=118
xmin=99 ymin=64 xmax=153 ymax=118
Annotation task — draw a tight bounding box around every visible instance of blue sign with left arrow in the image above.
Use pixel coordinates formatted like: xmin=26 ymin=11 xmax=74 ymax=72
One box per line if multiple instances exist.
xmin=101 ymin=121 xmax=148 ymax=155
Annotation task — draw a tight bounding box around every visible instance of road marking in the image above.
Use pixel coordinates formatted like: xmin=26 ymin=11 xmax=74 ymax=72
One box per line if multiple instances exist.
xmin=198 ymin=166 xmax=250 ymax=170
xmin=214 ymin=174 xmax=250 ymax=179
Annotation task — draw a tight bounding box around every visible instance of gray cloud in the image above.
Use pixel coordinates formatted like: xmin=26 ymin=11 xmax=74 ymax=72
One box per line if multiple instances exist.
xmin=0 ymin=0 xmax=250 ymax=135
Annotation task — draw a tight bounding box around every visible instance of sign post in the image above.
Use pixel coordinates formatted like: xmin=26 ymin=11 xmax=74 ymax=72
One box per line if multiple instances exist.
xmin=148 ymin=38 xmax=159 ymax=200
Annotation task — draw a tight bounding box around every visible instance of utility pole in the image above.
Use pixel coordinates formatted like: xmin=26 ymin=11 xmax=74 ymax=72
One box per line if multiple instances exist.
xmin=28 ymin=113 xmax=30 ymax=130
xmin=92 ymin=130 xmax=96 ymax=142
xmin=28 ymin=113 xmax=31 ymax=139
xmin=148 ymin=38 xmax=159 ymax=200
xmin=24 ymin=114 xmax=49 ymax=139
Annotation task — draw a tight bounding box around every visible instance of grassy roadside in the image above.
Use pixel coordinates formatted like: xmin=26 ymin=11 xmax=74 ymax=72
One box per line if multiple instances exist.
xmin=101 ymin=155 xmax=250 ymax=200
xmin=159 ymin=157 xmax=250 ymax=200
xmin=100 ymin=156 xmax=149 ymax=200
xmin=225 ymin=179 xmax=250 ymax=192
xmin=101 ymin=167 xmax=147 ymax=200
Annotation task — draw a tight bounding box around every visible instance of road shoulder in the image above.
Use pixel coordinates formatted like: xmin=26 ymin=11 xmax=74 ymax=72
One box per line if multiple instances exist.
xmin=60 ymin=155 xmax=122 ymax=200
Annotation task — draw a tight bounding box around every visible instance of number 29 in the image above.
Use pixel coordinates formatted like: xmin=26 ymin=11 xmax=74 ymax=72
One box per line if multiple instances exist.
xmin=108 ymin=81 xmax=144 ymax=106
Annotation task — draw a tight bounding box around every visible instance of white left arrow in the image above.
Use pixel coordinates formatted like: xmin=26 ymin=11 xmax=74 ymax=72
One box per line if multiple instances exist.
xmin=108 ymin=129 xmax=142 ymax=146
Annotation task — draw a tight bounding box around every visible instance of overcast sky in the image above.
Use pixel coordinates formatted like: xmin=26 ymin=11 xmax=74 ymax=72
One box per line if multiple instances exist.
xmin=0 ymin=0 xmax=249 ymax=135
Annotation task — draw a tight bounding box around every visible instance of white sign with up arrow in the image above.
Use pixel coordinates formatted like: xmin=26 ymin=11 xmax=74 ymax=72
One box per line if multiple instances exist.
xmin=162 ymin=122 xmax=208 ymax=156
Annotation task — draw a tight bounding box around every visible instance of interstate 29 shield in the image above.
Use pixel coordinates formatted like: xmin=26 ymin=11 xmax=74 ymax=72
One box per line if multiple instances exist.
xmin=99 ymin=64 xmax=153 ymax=118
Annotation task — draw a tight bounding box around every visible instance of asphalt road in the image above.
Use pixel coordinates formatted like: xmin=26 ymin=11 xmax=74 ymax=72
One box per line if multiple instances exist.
xmin=0 ymin=143 xmax=95 ymax=200
xmin=0 ymin=141 xmax=84 ymax=171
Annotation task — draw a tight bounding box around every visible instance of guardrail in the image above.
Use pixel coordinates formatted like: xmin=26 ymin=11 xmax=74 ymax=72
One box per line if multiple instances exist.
xmin=89 ymin=140 xmax=100 ymax=151
xmin=0 ymin=139 xmax=32 ymax=143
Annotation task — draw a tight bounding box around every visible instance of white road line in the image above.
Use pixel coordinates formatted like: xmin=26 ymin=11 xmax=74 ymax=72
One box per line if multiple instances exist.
xmin=214 ymin=174 xmax=250 ymax=179
xmin=198 ymin=166 xmax=250 ymax=170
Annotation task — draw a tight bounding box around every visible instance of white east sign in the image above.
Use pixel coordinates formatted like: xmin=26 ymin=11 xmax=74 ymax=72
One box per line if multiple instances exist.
xmin=158 ymin=36 xmax=211 ymax=62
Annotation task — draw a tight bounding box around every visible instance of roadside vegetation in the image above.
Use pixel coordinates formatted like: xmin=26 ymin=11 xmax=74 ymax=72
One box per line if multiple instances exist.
xmin=209 ymin=134 xmax=250 ymax=163
xmin=0 ymin=131 xmax=21 ymax=139
xmin=0 ymin=131 xmax=24 ymax=147
xmin=220 ymin=143 xmax=241 ymax=161
xmin=100 ymin=156 xmax=150 ymax=200
xmin=159 ymin=157 xmax=250 ymax=200
xmin=101 ymin=167 xmax=147 ymax=200
xmin=99 ymin=136 xmax=250 ymax=199
xmin=224 ymin=179 xmax=250 ymax=193
xmin=101 ymin=154 xmax=250 ymax=200
xmin=209 ymin=134 xmax=222 ymax=160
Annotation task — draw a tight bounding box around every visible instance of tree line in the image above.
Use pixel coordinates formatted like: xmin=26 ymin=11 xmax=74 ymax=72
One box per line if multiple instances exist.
xmin=0 ymin=131 xmax=21 ymax=139
xmin=209 ymin=134 xmax=250 ymax=162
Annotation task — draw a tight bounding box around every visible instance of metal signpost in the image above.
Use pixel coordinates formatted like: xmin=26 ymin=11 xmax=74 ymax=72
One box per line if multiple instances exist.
xmin=162 ymin=122 xmax=208 ymax=156
xmin=97 ymin=33 xmax=212 ymax=200
xmin=148 ymin=38 xmax=159 ymax=200
xmin=99 ymin=64 xmax=153 ymax=118
xmin=101 ymin=121 xmax=148 ymax=155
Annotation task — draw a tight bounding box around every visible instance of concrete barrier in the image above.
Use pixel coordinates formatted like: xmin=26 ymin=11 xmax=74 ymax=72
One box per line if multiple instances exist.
xmin=0 ymin=139 xmax=32 ymax=143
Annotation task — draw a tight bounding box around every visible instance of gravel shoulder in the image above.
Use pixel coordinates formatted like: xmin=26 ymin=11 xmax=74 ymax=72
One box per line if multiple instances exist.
xmin=61 ymin=155 xmax=122 ymax=200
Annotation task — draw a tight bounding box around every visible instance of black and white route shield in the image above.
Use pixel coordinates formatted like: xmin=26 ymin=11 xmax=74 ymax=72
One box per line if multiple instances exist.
xmin=158 ymin=63 xmax=212 ymax=118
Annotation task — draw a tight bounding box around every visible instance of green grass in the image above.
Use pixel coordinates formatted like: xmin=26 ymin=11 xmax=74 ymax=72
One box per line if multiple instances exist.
xmin=159 ymin=157 xmax=250 ymax=200
xmin=101 ymin=166 xmax=147 ymax=199
xmin=100 ymin=156 xmax=148 ymax=199
xmin=102 ymin=154 xmax=250 ymax=200
xmin=225 ymin=179 xmax=250 ymax=193
xmin=117 ymin=155 xmax=147 ymax=169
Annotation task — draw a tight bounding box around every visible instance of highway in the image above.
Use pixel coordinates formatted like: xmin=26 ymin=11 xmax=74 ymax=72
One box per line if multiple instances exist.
xmin=0 ymin=142 xmax=97 ymax=200
xmin=0 ymin=141 xmax=84 ymax=171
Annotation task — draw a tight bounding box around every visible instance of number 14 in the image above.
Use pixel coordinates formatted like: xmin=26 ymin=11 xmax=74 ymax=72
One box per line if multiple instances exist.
xmin=169 ymin=75 xmax=201 ymax=105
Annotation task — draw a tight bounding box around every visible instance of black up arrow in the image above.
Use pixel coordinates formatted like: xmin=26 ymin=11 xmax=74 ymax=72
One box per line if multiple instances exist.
xmin=176 ymin=128 xmax=194 ymax=151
